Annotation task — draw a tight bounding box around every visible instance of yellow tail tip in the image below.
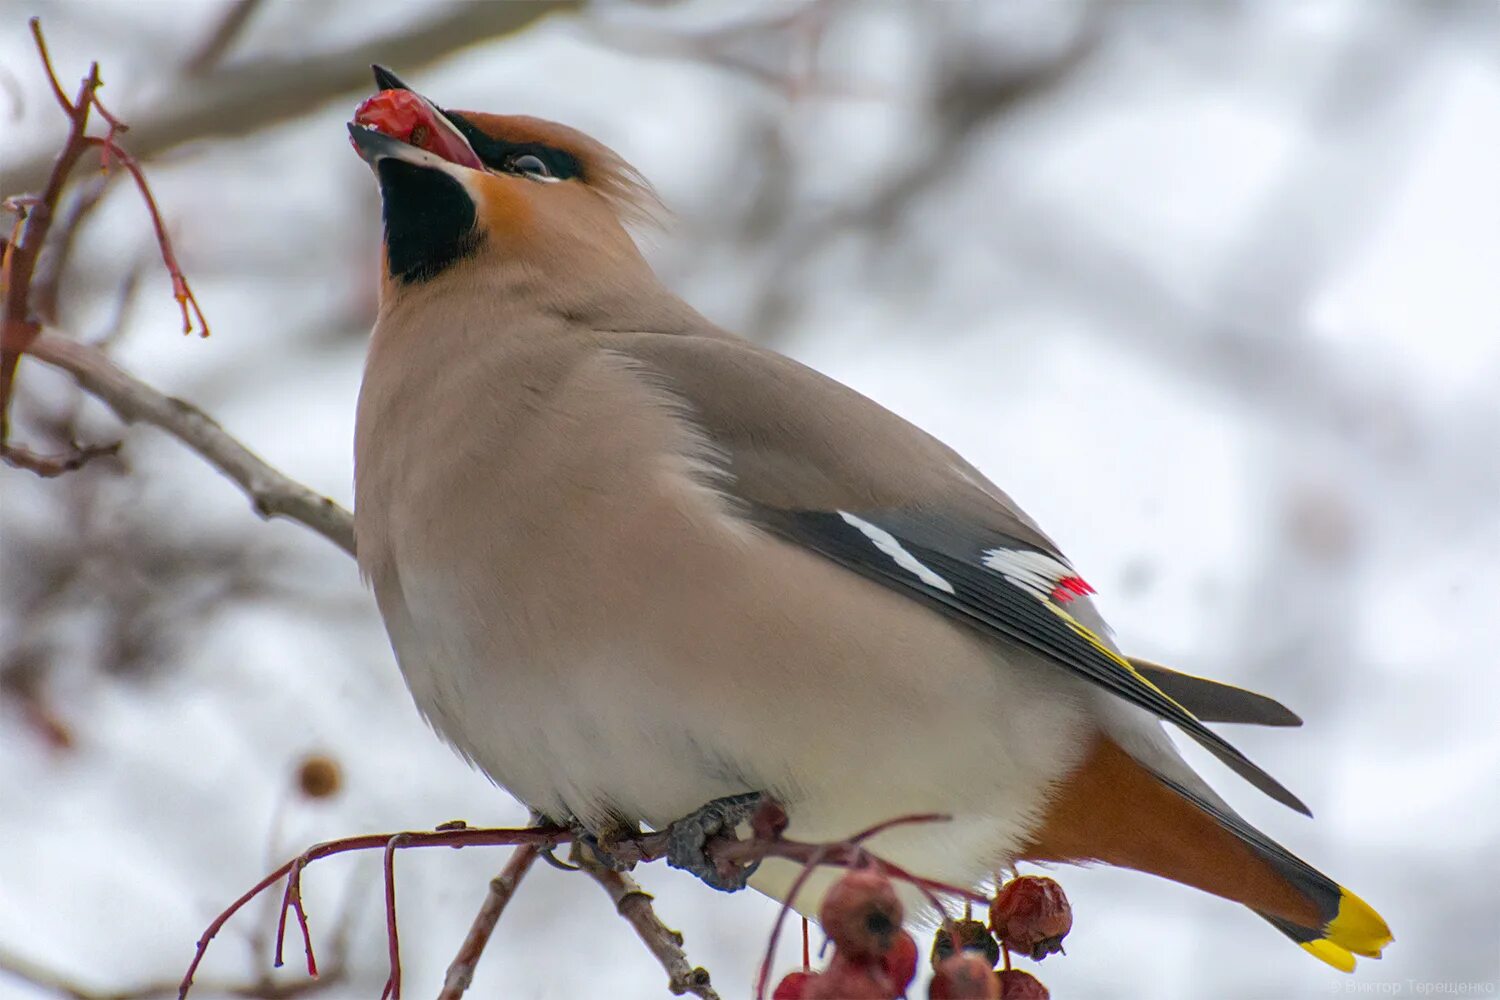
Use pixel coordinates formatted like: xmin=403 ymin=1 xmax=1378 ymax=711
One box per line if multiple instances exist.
xmin=1301 ymin=939 xmax=1357 ymax=972
xmin=1302 ymin=886 xmax=1392 ymax=971
xmin=1327 ymin=886 xmax=1393 ymax=958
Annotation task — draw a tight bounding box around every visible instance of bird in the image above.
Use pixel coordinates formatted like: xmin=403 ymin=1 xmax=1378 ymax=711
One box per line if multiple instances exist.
xmin=347 ymin=65 xmax=1391 ymax=973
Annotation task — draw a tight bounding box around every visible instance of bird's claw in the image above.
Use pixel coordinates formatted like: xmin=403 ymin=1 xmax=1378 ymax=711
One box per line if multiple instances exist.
xmin=666 ymin=791 xmax=765 ymax=892
xmin=543 ymin=808 xmax=637 ymax=873
xmin=570 ymin=828 xmax=635 ymax=872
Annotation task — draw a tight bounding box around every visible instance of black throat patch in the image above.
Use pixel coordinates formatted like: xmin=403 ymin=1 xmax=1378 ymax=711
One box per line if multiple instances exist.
xmin=377 ymin=159 xmax=482 ymax=284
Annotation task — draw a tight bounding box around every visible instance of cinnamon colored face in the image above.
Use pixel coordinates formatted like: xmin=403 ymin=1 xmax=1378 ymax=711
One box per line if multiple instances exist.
xmin=348 ymin=66 xmax=658 ymax=287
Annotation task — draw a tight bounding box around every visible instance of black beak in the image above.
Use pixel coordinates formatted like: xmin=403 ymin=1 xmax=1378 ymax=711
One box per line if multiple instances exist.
xmin=372 ymin=64 xmax=412 ymax=92
xmin=348 ymin=121 xmax=420 ymax=164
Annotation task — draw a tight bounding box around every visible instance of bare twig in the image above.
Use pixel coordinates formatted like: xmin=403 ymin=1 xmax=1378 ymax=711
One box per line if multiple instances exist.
xmin=585 ymin=866 xmax=721 ymax=1000
xmin=87 ymin=137 xmax=208 ymax=337
xmin=4 ymin=18 xmax=209 ymax=473
xmin=378 ymin=834 xmax=410 ymax=1000
xmin=437 ymin=845 xmax=543 ymax=1000
xmin=22 ymin=331 xmax=355 ymax=555
xmin=1 ymin=25 xmax=99 ymax=448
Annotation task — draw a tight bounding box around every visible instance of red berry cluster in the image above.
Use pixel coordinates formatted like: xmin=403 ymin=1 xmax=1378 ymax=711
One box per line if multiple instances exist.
xmin=771 ymin=873 xmax=1070 ymax=1000
xmin=771 ymin=869 xmax=919 ymax=999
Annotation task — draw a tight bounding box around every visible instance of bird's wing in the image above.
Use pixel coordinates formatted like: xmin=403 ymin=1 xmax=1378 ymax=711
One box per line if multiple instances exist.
xmin=612 ymin=331 xmax=1310 ymax=815
xmin=1129 ymin=658 xmax=1302 ymax=728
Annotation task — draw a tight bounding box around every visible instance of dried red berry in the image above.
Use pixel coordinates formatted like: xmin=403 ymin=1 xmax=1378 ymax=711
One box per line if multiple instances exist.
xmin=772 ymin=970 xmax=817 ymax=1000
xmin=929 ymin=953 xmax=1000 ymax=999
xmin=751 ymin=798 xmax=790 ymax=841
xmin=882 ymin=930 xmax=919 ymax=994
xmin=820 ymin=869 xmax=905 ymax=961
xmin=988 ymin=876 xmax=1071 ymax=961
xmin=806 ymin=954 xmax=898 ymax=1000
xmin=995 ymin=970 xmax=1050 ymax=999
xmin=295 ymin=754 xmax=342 ymax=799
xmin=931 ymin=919 xmax=1000 ymax=969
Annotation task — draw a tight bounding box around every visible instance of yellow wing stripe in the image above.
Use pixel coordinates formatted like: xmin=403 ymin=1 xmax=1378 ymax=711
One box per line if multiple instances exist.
xmin=1043 ymin=601 xmax=1198 ymax=720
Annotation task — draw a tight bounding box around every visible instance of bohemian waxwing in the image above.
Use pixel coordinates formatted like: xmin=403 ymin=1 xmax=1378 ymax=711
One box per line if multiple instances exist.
xmin=348 ymin=67 xmax=1391 ymax=972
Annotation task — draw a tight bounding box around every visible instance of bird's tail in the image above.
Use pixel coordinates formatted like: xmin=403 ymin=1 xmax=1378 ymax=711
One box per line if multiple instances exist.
xmin=1154 ymin=771 xmax=1393 ymax=972
xmin=1018 ymin=738 xmax=1392 ymax=971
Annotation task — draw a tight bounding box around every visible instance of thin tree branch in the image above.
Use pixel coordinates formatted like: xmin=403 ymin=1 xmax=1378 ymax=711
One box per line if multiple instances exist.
xmin=583 ymin=866 xmax=721 ymax=1000
xmin=1 ymin=24 xmax=99 ymax=446
xmin=437 ymin=844 xmax=543 ymax=1000
xmin=22 ymin=331 xmax=354 ymax=556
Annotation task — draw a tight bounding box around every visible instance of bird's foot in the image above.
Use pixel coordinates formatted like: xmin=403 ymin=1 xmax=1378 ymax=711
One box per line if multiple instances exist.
xmin=665 ymin=791 xmax=765 ymax=892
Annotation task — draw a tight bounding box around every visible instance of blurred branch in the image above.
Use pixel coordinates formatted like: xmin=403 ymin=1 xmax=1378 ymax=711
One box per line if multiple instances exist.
xmin=30 ymin=172 xmax=112 ymax=325
xmin=0 ymin=944 xmax=350 ymax=1000
xmin=23 ymin=331 xmax=355 ymax=556
xmin=590 ymin=3 xmax=841 ymax=99
xmin=741 ymin=12 xmax=1102 ymax=341
xmin=182 ymin=0 xmax=265 ymax=78
xmin=583 ymin=866 xmax=721 ymax=1000
xmin=5 ymin=0 xmax=584 ymax=197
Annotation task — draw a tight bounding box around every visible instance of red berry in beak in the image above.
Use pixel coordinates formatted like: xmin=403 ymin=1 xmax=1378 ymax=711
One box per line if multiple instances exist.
xmin=351 ymin=89 xmax=483 ymax=171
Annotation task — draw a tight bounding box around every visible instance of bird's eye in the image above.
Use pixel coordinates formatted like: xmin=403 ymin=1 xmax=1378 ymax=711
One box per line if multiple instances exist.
xmin=510 ymin=153 xmax=552 ymax=178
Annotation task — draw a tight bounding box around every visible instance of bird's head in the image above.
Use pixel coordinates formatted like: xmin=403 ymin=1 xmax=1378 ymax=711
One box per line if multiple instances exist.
xmin=348 ymin=66 xmax=659 ymax=296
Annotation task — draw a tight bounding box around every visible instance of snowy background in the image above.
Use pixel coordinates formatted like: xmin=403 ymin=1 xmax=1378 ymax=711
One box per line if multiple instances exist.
xmin=2 ymin=2 xmax=1498 ymax=998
